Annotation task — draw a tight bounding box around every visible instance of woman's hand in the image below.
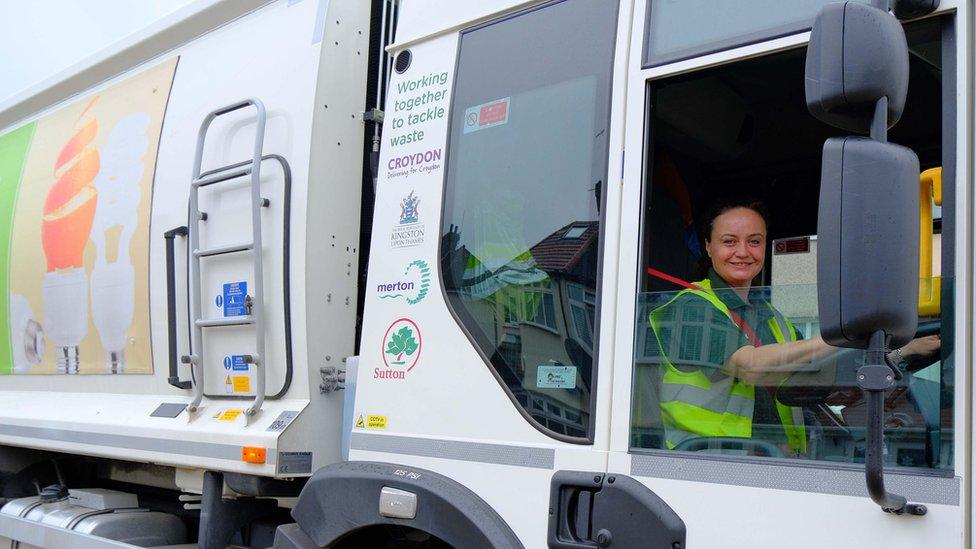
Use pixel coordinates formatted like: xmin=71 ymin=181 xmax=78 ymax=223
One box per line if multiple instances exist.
xmin=899 ymin=334 xmax=941 ymax=362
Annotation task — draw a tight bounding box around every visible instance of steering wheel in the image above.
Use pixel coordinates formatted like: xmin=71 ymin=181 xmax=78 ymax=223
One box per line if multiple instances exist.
xmin=777 ymin=319 xmax=942 ymax=407
xmin=672 ymin=437 xmax=785 ymax=458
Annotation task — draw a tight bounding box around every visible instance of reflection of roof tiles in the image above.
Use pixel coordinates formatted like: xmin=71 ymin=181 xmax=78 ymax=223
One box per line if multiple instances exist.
xmin=530 ymin=221 xmax=599 ymax=273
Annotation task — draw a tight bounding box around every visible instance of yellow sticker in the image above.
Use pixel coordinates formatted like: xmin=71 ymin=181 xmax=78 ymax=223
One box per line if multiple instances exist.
xmin=233 ymin=376 xmax=250 ymax=393
xmin=366 ymin=415 xmax=387 ymax=429
xmin=217 ymin=409 xmax=243 ymax=421
xmin=355 ymin=415 xmax=365 ymax=429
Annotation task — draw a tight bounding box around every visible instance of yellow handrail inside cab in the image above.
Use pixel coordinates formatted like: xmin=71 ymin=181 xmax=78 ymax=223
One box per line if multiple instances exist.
xmin=919 ymin=167 xmax=942 ymax=317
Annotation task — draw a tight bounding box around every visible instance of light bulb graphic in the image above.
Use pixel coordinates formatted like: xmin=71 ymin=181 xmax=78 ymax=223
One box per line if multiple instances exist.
xmin=90 ymin=113 xmax=150 ymax=373
xmin=9 ymin=293 xmax=44 ymax=373
xmin=42 ymin=98 xmax=100 ymax=374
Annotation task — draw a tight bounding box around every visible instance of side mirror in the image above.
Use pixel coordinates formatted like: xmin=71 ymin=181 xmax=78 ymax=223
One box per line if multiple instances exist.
xmin=805 ymin=2 xmax=909 ymax=134
xmin=807 ymin=1 xmax=927 ymax=516
xmin=817 ymin=137 xmax=919 ymax=350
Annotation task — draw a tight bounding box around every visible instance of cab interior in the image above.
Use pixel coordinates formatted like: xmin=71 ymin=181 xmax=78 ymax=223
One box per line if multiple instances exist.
xmin=633 ymin=16 xmax=951 ymax=469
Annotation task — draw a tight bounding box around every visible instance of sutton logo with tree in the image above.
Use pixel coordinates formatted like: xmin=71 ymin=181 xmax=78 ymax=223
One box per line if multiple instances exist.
xmin=377 ymin=318 xmax=422 ymax=379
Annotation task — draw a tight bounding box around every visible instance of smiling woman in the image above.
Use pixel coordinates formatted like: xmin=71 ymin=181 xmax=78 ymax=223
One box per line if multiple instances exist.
xmin=704 ymin=202 xmax=767 ymax=290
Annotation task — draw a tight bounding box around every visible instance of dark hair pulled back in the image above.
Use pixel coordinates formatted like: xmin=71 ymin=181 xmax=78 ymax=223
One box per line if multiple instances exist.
xmin=702 ymin=199 xmax=770 ymax=243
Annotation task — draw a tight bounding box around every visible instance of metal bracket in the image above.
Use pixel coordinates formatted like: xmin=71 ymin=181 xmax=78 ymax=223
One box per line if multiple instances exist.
xmin=319 ymin=366 xmax=346 ymax=393
xmin=362 ymin=108 xmax=384 ymax=124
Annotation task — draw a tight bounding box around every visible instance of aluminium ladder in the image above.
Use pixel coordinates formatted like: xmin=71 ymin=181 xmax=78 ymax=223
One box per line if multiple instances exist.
xmin=183 ymin=98 xmax=269 ymax=421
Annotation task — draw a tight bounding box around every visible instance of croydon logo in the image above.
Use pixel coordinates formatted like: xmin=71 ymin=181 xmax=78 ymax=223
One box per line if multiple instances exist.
xmin=377 ymin=260 xmax=430 ymax=305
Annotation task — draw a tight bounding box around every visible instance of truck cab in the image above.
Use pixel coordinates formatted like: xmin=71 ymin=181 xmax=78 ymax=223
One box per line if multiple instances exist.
xmin=317 ymin=0 xmax=966 ymax=546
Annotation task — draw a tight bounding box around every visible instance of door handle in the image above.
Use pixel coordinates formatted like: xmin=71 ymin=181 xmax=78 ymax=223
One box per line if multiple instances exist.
xmin=548 ymin=471 xmax=685 ymax=549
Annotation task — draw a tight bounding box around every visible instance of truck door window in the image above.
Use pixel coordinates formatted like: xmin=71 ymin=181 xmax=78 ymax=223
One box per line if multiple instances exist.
xmin=441 ymin=0 xmax=616 ymax=442
xmin=631 ymin=18 xmax=954 ymax=471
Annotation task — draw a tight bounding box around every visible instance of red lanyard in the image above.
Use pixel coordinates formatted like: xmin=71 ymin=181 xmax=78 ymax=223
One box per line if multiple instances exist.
xmin=646 ymin=267 xmax=762 ymax=347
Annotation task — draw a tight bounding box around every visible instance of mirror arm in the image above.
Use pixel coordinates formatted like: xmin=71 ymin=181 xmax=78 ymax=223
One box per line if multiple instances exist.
xmin=857 ymin=330 xmax=928 ymax=515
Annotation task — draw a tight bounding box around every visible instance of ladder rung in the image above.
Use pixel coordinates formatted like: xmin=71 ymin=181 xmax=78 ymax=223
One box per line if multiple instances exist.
xmin=193 ymin=166 xmax=252 ymax=188
xmin=194 ymin=242 xmax=253 ymax=258
xmin=196 ymin=317 xmax=254 ymax=328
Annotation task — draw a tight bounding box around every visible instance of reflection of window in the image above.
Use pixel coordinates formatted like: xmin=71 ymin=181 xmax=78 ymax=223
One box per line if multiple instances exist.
xmin=538 ymin=293 xmax=556 ymax=328
xmin=564 ymin=226 xmax=587 ymax=239
xmin=498 ymin=333 xmax=522 ymax=371
xmin=502 ymin=281 xmax=556 ymax=330
xmin=569 ymin=283 xmax=597 ymax=347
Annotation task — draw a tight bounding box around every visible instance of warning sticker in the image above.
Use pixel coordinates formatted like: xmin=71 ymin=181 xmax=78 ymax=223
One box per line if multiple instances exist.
xmin=224 ymin=375 xmax=234 ymax=394
xmin=367 ymin=415 xmax=387 ymax=430
xmin=217 ymin=409 xmax=243 ymax=421
xmin=233 ymin=376 xmax=251 ymax=393
xmin=463 ymin=97 xmax=510 ymax=134
xmin=223 ymin=355 xmax=249 ymax=372
xmin=355 ymin=415 xmax=365 ymax=429
xmin=222 ymin=281 xmax=248 ymax=317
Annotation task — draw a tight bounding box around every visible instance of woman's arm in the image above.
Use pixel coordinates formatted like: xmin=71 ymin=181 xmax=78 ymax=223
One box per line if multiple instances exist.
xmin=728 ymin=335 xmax=943 ymax=384
xmin=726 ymin=337 xmax=834 ymax=384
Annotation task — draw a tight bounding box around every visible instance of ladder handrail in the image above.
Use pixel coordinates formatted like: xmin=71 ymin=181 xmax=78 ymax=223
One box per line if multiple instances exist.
xmin=186 ymin=98 xmax=268 ymax=420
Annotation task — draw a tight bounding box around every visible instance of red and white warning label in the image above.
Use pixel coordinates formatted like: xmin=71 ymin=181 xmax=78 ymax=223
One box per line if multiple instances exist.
xmin=464 ymin=97 xmax=510 ymax=134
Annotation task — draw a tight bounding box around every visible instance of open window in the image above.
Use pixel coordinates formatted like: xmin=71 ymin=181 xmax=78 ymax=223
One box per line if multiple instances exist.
xmin=630 ymin=17 xmax=953 ymax=471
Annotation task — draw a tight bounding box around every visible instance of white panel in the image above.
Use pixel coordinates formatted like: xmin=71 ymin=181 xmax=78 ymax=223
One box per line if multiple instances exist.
xmin=0 ymin=0 xmax=370 ymax=475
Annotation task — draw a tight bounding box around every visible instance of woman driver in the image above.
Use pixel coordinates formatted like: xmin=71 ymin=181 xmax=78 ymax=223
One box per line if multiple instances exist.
xmin=649 ymin=201 xmax=939 ymax=454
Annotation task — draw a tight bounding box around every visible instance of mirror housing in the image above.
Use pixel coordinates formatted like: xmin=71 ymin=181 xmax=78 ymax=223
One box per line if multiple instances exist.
xmin=893 ymin=0 xmax=940 ymax=19
xmin=817 ymin=137 xmax=919 ymax=349
xmin=805 ymin=2 xmax=909 ymax=134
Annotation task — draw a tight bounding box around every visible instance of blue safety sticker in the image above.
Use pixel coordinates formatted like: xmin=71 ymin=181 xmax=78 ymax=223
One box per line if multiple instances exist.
xmin=223 ymin=355 xmax=249 ymax=372
xmin=222 ymin=281 xmax=247 ymax=317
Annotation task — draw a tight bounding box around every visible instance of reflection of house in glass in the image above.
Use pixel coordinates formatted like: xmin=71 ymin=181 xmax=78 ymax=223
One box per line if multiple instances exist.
xmin=442 ymin=221 xmax=598 ymax=438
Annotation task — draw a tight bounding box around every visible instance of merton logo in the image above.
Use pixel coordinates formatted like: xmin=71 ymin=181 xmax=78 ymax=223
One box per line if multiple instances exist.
xmin=377 ymin=259 xmax=430 ymax=305
xmin=377 ymin=318 xmax=422 ymax=380
xmin=390 ymin=190 xmax=425 ymax=248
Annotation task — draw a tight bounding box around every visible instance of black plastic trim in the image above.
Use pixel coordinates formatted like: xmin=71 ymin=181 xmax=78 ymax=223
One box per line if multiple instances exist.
xmin=280 ymin=461 xmax=523 ymax=548
xmin=548 ymin=470 xmax=685 ymax=549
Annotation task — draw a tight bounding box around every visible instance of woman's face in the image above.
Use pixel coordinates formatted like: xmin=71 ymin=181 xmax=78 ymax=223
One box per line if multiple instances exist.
xmin=705 ymin=207 xmax=766 ymax=288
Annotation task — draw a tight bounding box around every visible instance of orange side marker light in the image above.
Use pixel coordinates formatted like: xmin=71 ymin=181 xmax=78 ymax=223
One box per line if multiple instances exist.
xmin=242 ymin=446 xmax=267 ymax=464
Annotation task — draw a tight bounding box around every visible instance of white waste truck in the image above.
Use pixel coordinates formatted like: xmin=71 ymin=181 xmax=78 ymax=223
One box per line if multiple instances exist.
xmin=0 ymin=0 xmax=968 ymax=547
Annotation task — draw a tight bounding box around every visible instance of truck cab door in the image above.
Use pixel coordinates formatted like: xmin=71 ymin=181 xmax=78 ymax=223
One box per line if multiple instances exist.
xmin=610 ymin=1 xmax=963 ymax=547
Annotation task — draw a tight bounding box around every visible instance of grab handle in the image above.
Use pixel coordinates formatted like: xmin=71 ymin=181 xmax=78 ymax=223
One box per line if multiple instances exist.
xmin=164 ymin=226 xmax=192 ymax=390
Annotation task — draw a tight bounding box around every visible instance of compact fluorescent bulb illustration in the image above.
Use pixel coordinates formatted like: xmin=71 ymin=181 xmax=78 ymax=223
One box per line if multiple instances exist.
xmin=41 ymin=98 xmax=100 ymax=374
xmin=9 ymin=293 xmax=44 ymax=373
xmin=90 ymin=113 xmax=150 ymax=373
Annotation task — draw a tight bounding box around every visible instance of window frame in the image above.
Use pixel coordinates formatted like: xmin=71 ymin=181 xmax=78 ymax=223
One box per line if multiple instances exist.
xmin=436 ymin=0 xmax=619 ymax=445
xmin=625 ymin=13 xmax=959 ymax=477
xmin=641 ymin=0 xmax=867 ymax=68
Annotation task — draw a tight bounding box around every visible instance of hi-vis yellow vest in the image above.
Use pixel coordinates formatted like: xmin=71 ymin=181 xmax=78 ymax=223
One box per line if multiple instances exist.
xmin=648 ymin=279 xmax=807 ymax=453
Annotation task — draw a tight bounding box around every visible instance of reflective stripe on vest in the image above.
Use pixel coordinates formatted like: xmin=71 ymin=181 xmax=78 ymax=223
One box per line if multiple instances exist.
xmin=649 ymin=279 xmax=806 ymax=453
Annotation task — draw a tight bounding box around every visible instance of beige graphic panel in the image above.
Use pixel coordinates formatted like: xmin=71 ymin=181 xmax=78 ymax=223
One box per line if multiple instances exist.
xmin=8 ymin=58 xmax=177 ymax=374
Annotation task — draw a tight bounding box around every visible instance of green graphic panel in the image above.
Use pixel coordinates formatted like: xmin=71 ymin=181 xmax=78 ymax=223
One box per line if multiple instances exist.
xmin=0 ymin=123 xmax=36 ymax=374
